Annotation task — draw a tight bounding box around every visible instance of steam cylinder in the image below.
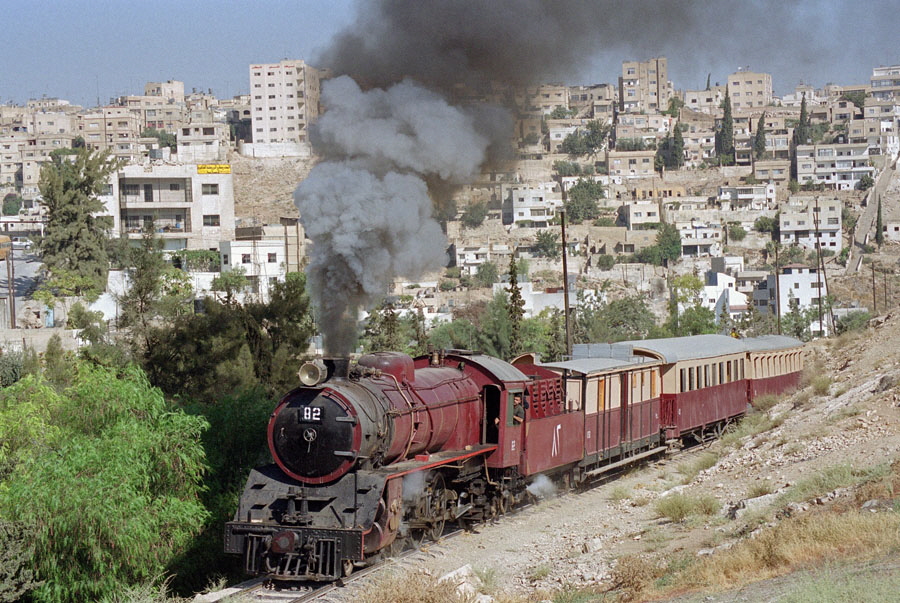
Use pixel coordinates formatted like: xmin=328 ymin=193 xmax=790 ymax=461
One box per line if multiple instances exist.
xmin=268 ymin=353 xmax=482 ymax=485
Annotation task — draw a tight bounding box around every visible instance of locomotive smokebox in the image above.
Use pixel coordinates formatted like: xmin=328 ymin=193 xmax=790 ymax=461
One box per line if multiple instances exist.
xmin=323 ymin=357 xmax=350 ymax=379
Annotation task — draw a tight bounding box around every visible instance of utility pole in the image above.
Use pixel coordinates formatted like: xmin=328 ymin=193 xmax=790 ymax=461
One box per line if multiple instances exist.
xmin=872 ymin=262 xmax=877 ymax=315
xmin=5 ymin=245 xmax=14 ymax=328
xmin=774 ymin=243 xmax=781 ymax=335
xmin=813 ymin=197 xmax=823 ymax=335
xmin=560 ymin=208 xmax=573 ymax=358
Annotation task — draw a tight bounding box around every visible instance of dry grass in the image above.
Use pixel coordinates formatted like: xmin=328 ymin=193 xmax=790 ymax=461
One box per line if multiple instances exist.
xmin=681 ymin=511 xmax=900 ymax=590
xmin=751 ymin=394 xmax=781 ymax=412
xmin=610 ymin=555 xmax=662 ymax=599
xmin=811 ymin=375 xmax=833 ymax=396
xmin=746 ymin=479 xmax=775 ymax=498
xmin=676 ymin=452 xmax=719 ymax=484
xmin=653 ymin=492 xmax=721 ymax=522
xmin=777 ymin=462 xmax=891 ymax=505
xmin=607 ymin=485 xmax=631 ymax=502
xmin=720 ymin=412 xmax=783 ymax=449
xmin=354 ymin=570 xmax=476 ymax=603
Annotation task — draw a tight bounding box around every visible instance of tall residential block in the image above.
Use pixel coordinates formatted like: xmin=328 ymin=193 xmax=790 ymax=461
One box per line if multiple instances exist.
xmin=727 ymin=70 xmax=773 ymax=109
xmin=244 ymin=59 xmax=320 ymax=157
xmin=871 ymin=64 xmax=900 ymax=100
xmin=619 ymin=57 xmax=671 ymax=113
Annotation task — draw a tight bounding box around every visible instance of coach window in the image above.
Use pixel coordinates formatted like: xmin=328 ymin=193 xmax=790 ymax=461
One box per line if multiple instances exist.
xmin=704 ymin=365 xmax=710 ymax=389
xmin=651 ymin=370 xmax=658 ymax=398
xmin=688 ymin=367 xmax=695 ymax=391
xmin=598 ymin=378 xmax=606 ymax=411
xmin=680 ymin=368 xmax=686 ymax=393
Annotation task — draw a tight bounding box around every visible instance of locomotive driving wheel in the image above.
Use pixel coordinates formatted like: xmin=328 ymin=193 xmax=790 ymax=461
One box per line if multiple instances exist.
xmin=409 ymin=473 xmax=448 ymax=546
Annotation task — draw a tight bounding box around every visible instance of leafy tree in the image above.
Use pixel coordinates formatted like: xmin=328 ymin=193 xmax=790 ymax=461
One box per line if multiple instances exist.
xmin=560 ymin=120 xmax=610 ymax=156
xmin=118 ymin=223 xmax=170 ymax=353
xmin=474 ymin=261 xmax=499 ymax=288
xmin=428 ymin=318 xmax=479 ymax=351
xmin=37 ymin=148 xmax=124 ymax=297
xmin=835 ymin=310 xmax=871 ymax=334
xmin=566 ymin=178 xmax=604 ymax=223
xmin=553 ymin=160 xmax=583 ymax=177
xmin=856 ymin=174 xmax=875 ymax=191
xmin=363 ymin=302 xmax=403 ymax=351
xmin=840 ymin=90 xmax=867 ymax=111
xmin=728 ymin=223 xmax=747 ymax=242
xmin=754 ymin=215 xmax=777 ymax=234
xmin=461 ymin=201 xmax=488 ymax=228
xmin=656 ymin=223 xmax=682 ymax=264
xmin=574 ymin=293 xmax=656 ymax=343
xmin=211 ymin=267 xmax=250 ymax=304
xmin=534 ymin=229 xmax=560 ymax=259
xmin=476 ymin=293 xmax=514 ymax=359
xmin=754 ymin=112 xmax=767 ymax=159
xmin=172 ymin=249 xmax=221 ymax=272
xmin=72 ymin=135 xmax=85 ymax=148
xmin=560 ymin=131 xmax=589 ymax=155
xmin=664 ymin=97 xmax=684 ymax=117
xmin=549 ymin=105 xmax=575 ymax=119
xmin=142 ymin=127 xmax=176 ymax=150
xmin=1 ymin=194 xmax=22 ymax=216
xmin=596 ymin=254 xmax=615 ymax=270
xmin=0 ymin=351 xmax=24 ymax=388
xmin=876 ymin=197 xmax=884 ymax=246
xmin=615 ymin=138 xmax=647 ymax=151
xmin=506 ymin=255 xmax=526 ymax=356
xmin=522 ymin=131 xmax=541 ymax=145
xmin=435 ymin=197 xmax=458 ymax=223
xmin=0 ymin=520 xmax=42 ymax=602
xmin=0 ymin=364 xmax=209 ymax=602
xmin=666 ymin=274 xmax=716 ymax=336
xmin=715 ymin=87 xmax=735 ymax=160
xmin=143 ymin=273 xmax=315 ymax=399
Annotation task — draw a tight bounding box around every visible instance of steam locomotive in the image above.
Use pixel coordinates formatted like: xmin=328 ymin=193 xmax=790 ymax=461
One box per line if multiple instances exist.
xmin=225 ymin=334 xmax=804 ymax=581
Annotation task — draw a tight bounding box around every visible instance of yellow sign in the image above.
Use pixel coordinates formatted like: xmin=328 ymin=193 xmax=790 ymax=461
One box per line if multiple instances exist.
xmin=197 ymin=164 xmax=231 ymax=174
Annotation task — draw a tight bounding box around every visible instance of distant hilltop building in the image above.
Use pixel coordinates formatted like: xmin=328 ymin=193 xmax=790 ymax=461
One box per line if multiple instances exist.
xmin=870 ymin=64 xmax=900 ymax=100
xmin=619 ymin=57 xmax=672 ymax=114
xmin=727 ymin=69 xmax=773 ymax=109
xmin=241 ymin=59 xmax=321 ymax=158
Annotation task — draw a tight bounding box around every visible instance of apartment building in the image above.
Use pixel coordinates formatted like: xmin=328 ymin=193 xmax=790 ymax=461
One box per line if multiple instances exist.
xmin=702 ymin=271 xmax=749 ymax=323
xmin=753 ymin=159 xmax=791 ymax=183
xmin=846 ymin=117 xmax=898 ymax=156
xmin=619 ymin=57 xmax=672 ymax=113
xmin=727 ymin=70 xmax=773 ymax=109
xmin=615 ymin=113 xmax=673 ymax=146
xmin=502 ymin=186 xmax=562 ymax=227
xmin=677 ymin=219 xmax=723 ymax=257
xmin=683 ymin=86 xmax=726 ymax=115
xmin=116 ymin=95 xmax=186 ymax=134
xmin=244 ymin=59 xmax=320 ymax=157
xmin=568 ymin=84 xmax=617 ymax=120
xmin=607 ymin=148 xmax=656 ymax=178
xmin=177 ymin=110 xmax=229 ymax=163
xmin=717 ymin=183 xmax=776 ymax=210
xmin=454 ymin=242 xmax=512 ymax=276
xmin=79 ymin=107 xmax=145 ymax=162
xmin=532 ymin=84 xmax=570 ymax=114
xmin=621 ymin=200 xmax=660 ymax=229
xmin=755 ymin=265 xmax=829 ymax=336
xmin=220 ymin=239 xmax=287 ymax=302
xmin=779 ymin=196 xmax=842 ymax=252
xmin=794 ymin=142 xmax=875 ymax=190
xmin=145 ymin=80 xmax=185 ymax=101
xmin=546 ymin=120 xmax=580 ymax=153
xmin=870 ymin=64 xmax=900 ymax=100
xmin=108 ymin=163 xmax=236 ymax=250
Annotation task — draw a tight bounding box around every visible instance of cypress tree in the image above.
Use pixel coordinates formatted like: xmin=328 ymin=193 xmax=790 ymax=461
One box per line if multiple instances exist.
xmin=506 ymin=254 xmax=525 ymax=356
xmin=705 ymin=73 xmax=711 ymax=91
xmin=673 ymin=125 xmax=685 ymax=168
xmin=715 ymin=87 xmax=734 ymax=162
xmin=754 ymin=112 xmax=767 ymax=160
xmin=794 ymin=92 xmax=810 ymax=146
xmin=876 ymin=197 xmax=884 ymax=246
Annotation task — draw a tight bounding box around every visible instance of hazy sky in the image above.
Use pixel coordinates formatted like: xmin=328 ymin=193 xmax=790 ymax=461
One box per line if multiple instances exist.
xmin=2 ymin=0 xmax=899 ymax=108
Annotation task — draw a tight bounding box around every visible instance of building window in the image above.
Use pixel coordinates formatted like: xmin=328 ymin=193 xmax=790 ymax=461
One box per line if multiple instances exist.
xmin=241 ymin=254 xmax=251 ymax=264
xmin=267 ymin=253 xmax=277 ymax=263
xmin=169 ymin=183 xmax=180 ymax=191
xmin=203 ymin=214 xmax=220 ymax=226
xmin=202 ymin=183 xmax=219 ymax=195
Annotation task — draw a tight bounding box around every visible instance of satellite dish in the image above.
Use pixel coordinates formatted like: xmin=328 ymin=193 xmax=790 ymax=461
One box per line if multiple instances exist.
xmin=298 ymin=359 xmax=326 ymax=386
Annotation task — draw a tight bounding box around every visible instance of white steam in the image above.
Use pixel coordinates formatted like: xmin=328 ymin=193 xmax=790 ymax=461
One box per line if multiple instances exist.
xmin=295 ymin=76 xmax=493 ymax=354
xmin=526 ymin=474 xmax=557 ymax=500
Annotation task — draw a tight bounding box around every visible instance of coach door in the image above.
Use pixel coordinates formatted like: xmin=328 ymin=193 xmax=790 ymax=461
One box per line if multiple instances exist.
xmin=620 ymin=370 xmax=631 ymax=455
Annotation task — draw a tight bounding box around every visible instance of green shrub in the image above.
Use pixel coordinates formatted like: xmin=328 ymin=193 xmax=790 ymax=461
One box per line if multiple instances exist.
xmin=812 ymin=375 xmax=832 ymax=396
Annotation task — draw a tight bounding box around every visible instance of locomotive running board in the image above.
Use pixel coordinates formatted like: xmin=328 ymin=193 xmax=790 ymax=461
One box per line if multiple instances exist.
xmin=583 ymin=446 xmax=667 ymax=478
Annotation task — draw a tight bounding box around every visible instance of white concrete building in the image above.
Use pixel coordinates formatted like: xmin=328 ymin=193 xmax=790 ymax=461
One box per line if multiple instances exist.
xmin=779 ymin=197 xmax=842 ymax=252
xmin=795 ymin=142 xmax=876 ymax=190
xmin=702 ymin=271 xmax=749 ymax=323
xmin=622 ymin=200 xmax=660 ymax=230
xmin=717 ymin=183 xmax=776 ymax=210
xmin=677 ymin=220 xmax=723 ymax=257
xmin=502 ymin=186 xmax=563 ymax=227
xmin=755 ymin=264 xmax=829 ymax=336
xmin=106 ymin=163 xmax=236 ymax=251
xmin=177 ymin=109 xmax=229 ymax=163
xmin=454 ymin=243 xmax=512 ymax=276
xmin=242 ymin=59 xmax=320 ymax=157
xmin=220 ymin=239 xmax=287 ymax=302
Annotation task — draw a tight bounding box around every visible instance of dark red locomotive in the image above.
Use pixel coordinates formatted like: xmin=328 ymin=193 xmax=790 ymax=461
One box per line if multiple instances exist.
xmin=226 ymin=335 xmax=804 ymax=581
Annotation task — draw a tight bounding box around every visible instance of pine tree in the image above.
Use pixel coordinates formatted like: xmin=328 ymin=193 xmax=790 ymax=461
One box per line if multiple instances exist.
xmin=876 ymin=197 xmax=884 ymax=246
xmin=715 ymin=87 xmax=734 ymax=162
xmin=672 ymin=125 xmax=685 ymax=168
xmin=705 ymin=73 xmax=711 ymax=91
xmin=506 ymin=254 xmax=526 ymax=356
xmin=118 ymin=222 xmax=168 ymax=355
xmin=38 ymin=148 xmax=123 ymax=298
xmin=754 ymin=112 xmax=767 ymax=160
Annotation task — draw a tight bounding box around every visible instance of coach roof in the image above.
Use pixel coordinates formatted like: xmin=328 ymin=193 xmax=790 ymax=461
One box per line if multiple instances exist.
xmin=741 ymin=334 xmax=804 ymax=352
xmin=618 ymin=334 xmax=749 ymax=363
xmin=541 ymin=356 xmax=657 ymax=376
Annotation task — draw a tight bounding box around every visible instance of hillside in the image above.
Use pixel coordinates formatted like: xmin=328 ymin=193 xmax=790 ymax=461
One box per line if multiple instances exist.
xmin=336 ymin=312 xmax=900 ymax=602
xmin=229 ymin=152 xmax=316 ymax=225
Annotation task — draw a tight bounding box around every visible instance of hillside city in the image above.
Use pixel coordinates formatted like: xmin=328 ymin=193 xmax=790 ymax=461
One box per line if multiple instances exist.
xmin=4 ymin=53 xmax=900 ymax=603
xmin=2 ymin=57 xmax=898 ymax=355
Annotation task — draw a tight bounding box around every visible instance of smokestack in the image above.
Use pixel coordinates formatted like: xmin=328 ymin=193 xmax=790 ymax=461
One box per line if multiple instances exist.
xmin=324 ymin=357 xmax=350 ymax=380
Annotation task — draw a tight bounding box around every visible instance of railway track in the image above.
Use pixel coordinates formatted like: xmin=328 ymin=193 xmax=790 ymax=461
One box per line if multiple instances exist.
xmin=207 ymin=443 xmax=705 ymax=602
